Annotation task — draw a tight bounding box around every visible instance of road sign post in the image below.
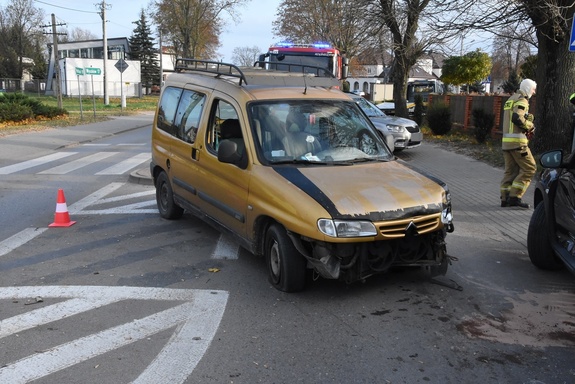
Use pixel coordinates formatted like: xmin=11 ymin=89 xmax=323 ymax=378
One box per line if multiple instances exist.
xmin=85 ymin=67 xmax=101 ymax=118
xmin=75 ymin=68 xmax=84 ymax=120
xmin=115 ymin=60 xmax=129 ymax=112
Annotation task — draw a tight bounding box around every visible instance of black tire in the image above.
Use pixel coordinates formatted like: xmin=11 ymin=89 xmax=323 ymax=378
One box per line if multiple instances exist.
xmin=527 ymin=203 xmax=563 ymax=270
xmin=265 ymin=223 xmax=307 ymax=292
xmin=155 ymin=171 xmax=184 ymax=220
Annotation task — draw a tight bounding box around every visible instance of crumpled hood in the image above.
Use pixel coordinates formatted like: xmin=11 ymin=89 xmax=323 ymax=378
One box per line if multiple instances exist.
xmin=275 ymin=161 xmax=445 ymax=221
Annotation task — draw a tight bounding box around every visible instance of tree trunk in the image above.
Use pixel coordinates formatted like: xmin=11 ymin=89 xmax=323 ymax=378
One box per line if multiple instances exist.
xmin=392 ymin=55 xmax=410 ymax=118
xmin=531 ymin=28 xmax=575 ymax=155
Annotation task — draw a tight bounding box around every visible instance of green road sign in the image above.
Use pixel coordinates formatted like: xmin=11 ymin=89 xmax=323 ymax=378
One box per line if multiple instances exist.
xmin=85 ymin=67 xmax=101 ymax=75
xmin=75 ymin=67 xmax=84 ymax=76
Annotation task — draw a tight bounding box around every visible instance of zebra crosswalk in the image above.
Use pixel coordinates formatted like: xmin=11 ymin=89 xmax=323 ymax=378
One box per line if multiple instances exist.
xmin=0 ymin=149 xmax=150 ymax=176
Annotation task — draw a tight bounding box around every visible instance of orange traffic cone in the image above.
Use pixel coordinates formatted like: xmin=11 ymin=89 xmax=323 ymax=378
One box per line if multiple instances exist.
xmin=49 ymin=189 xmax=76 ymax=227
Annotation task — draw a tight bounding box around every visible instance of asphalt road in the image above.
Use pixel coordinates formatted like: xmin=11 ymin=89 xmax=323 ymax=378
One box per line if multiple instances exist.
xmin=0 ymin=115 xmax=573 ymax=384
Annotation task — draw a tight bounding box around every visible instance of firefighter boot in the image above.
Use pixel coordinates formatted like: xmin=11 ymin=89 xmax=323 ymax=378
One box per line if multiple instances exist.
xmin=501 ymin=194 xmax=509 ymax=207
xmin=508 ymin=197 xmax=529 ymax=209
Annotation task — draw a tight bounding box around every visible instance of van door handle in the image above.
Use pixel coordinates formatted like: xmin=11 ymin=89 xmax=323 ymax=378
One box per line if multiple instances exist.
xmin=191 ymin=148 xmax=199 ymax=160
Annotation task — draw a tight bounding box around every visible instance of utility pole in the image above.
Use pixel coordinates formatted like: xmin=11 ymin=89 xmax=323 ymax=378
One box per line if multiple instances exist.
xmin=159 ymin=30 xmax=163 ymax=90
xmin=98 ymin=1 xmax=110 ymax=105
xmin=50 ymin=14 xmax=64 ymax=109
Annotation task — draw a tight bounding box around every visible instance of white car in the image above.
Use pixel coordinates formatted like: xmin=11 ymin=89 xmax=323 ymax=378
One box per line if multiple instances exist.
xmin=376 ymin=101 xmax=416 ymax=115
xmin=351 ymin=95 xmax=422 ymax=151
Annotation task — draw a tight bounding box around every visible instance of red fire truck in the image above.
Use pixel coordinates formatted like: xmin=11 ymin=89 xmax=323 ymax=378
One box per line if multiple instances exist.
xmin=258 ymin=42 xmax=348 ymax=79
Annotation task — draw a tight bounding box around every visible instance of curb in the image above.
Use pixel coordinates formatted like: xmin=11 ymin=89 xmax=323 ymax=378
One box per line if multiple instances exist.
xmin=129 ymin=167 xmax=153 ymax=186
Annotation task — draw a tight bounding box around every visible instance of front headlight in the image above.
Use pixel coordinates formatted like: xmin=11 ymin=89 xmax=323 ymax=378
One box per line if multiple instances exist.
xmin=441 ymin=188 xmax=454 ymax=232
xmin=318 ymin=219 xmax=377 ymax=238
xmin=385 ymin=124 xmax=405 ymax=133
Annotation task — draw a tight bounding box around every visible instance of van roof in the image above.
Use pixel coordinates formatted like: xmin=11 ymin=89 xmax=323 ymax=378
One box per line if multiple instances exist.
xmin=172 ymin=58 xmax=342 ymax=89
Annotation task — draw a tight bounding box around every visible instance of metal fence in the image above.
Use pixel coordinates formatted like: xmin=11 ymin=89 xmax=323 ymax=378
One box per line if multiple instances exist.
xmin=429 ymin=94 xmax=536 ymax=134
xmin=0 ymin=78 xmax=47 ymax=95
xmin=0 ymin=78 xmax=143 ymax=98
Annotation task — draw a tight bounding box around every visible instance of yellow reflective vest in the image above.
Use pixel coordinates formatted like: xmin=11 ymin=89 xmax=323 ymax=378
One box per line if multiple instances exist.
xmin=502 ymin=91 xmax=533 ymax=150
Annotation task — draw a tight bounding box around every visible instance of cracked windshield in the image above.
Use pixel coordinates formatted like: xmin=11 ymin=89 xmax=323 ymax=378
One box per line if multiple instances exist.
xmin=249 ymin=100 xmax=393 ymax=164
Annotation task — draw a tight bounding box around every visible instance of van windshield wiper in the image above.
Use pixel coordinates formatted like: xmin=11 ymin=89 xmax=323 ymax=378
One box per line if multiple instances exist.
xmin=271 ymin=158 xmax=330 ymax=165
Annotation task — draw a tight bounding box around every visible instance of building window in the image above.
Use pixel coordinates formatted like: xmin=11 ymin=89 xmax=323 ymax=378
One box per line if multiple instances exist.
xmin=93 ymin=47 xmax=103 ymax=59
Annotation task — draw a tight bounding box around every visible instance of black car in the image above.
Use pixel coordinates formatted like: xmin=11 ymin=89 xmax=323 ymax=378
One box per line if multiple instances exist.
xmin=527 ymin=149 xmax=575 ymax=274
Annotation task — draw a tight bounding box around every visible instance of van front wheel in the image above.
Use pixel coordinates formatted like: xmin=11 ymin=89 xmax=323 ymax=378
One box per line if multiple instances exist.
xmin=155 ymin=171 xmax=184 ymax=219
xmin=265 ymin=224 xmax=306 ymax=292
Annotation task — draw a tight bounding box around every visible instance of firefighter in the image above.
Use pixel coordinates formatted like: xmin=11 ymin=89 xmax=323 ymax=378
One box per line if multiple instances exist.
xmin=500 ymin=79 xmax=537 ymax=209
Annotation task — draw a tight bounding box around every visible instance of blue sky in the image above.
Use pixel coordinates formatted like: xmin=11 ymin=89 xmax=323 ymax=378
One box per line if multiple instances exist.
xmin=18 ymin=0 xmax=281 ymax=62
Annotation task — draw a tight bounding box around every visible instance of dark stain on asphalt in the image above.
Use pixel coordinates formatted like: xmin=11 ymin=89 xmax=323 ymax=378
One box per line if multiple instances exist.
xmin=371 ymin=309 xmax=392 ymax=316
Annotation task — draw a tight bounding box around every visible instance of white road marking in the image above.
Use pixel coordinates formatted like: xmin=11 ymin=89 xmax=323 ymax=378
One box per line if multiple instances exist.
xmin=68 ymin=182 xmax=124 ymax=213
xmin=0 ymin=152 xmax=77 ymax=174
xmin=211 ymin=234 xmax=240 ymax=259
xmin=67 ymin=182 xmax=157 ymax=215
xmin=0 ymin=297 xmax=117 ymax=338
xmin=0 ymin=228 xmax=47 ymax=257
xmin=1 ymin=184 xmax=154 ymax=258
xmin=96 ymin=152 xmax=150 ymax=175
xmin=98 ymin=189 xmax=155 ymax=203
xmin=39 ymin=152 xmax=118 ymax=174
xmin=79 ymin=200 xmax=157 ymax=214
xmin=0 ymin=286 xmax=229 ymax=384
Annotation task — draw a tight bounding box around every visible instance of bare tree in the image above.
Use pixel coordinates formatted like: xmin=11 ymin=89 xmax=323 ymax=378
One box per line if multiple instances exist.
xmin=57 ymin=27 xmax=99 ymax=43
xmin=231 ymin=45 xmax=261 ymax=66
xmin=433 ymin=0 xmax=575 ymax=153
xmin=490 ymin=24 xmax=536 ymax=92
xmin=273 ymin=0 xmax=376 ymax=60
xmin=70 ymin=27 xmax=99 ymax=42
xmin=358 ymin=0 xmax=460 ymax=117
xmin=152 ymin=0 xmax=248 ymax=60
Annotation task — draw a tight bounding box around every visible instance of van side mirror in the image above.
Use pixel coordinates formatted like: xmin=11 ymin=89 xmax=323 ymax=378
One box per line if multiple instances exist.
xmin=257 ymin=54 xmax=267 ymax=68
xmin=539 ymin=150 xmax=564 ymax=168
xmin=218 ymin=139 xmax=247 ymax=169
xmin=341 ymin=57 xmax=349 ymax=80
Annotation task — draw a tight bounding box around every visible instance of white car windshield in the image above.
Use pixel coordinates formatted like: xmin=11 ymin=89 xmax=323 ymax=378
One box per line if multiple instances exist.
xmin=249 ymin=100 xmax=393 ymax=164
xmin=354 ymin=96 xmax=386 ymax=117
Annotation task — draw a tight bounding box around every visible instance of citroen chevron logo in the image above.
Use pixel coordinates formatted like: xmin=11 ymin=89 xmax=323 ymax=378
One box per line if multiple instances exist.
xmin=405 ymin=221 xmax=418 ymax=236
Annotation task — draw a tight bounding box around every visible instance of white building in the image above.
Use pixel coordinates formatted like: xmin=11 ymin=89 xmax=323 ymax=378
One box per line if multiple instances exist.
xmin=60 ymin=57 xmax=141 ymax=98
xmin=46 ymin=37 xmax=142 ymax=97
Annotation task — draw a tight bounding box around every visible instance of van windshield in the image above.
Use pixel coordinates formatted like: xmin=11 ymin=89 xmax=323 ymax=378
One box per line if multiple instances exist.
xmin=249 ymin=100 xmax=393 ymax=164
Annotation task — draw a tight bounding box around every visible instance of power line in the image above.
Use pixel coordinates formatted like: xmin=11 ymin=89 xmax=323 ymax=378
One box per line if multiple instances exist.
xmin=33 ymin=0 xmax=98 ymax=14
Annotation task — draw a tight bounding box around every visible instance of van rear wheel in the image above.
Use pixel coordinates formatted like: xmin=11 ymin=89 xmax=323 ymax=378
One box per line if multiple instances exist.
xmin=155 ymin=171 xmax=184 ymax=219
xmin=265 ymin=224 xmax=306 ymax=292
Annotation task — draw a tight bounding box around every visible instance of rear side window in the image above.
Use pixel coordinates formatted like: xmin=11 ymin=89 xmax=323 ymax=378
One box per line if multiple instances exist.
xmin=156 ymin=87 xmax=181 ymax=134
xmin=174 ymin=90 xmax=205 ymax=143
xmin=156 ymin=87 xmax=206 ymax=144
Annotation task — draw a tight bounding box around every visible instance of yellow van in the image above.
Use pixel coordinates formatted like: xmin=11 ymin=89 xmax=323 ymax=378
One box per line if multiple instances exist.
xmin=151 ymin=59 xmax=454 ymax=292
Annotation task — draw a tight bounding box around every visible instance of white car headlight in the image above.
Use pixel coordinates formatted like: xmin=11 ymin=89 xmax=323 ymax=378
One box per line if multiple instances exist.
xmin=318 ymin=219 xmax=377 ymax=238
xmin=385 ymin=124 xmax=405 ymax=133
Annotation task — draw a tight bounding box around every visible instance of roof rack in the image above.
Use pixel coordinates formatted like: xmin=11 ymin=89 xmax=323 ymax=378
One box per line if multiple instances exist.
xmin=174 ymin=58 xmax=341 ymax=89
xmin=175 ymin=58 xmax=248 ymax=85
